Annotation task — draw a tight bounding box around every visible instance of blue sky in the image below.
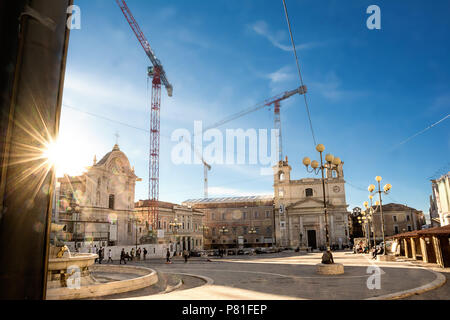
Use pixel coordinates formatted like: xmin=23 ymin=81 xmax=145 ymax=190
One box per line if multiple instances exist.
xmin=59 ymin=0 xmax=450 ymax=218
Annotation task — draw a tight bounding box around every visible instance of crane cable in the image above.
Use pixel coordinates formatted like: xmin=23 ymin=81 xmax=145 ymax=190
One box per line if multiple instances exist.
xmin=282 ymin=0 xmax=317 ymax=147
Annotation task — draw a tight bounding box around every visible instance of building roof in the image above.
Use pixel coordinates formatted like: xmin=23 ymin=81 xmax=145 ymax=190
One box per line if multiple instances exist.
xmin=135 ymin=199 xmax=203 ymax=213
xmin=417 ymin=224 xmax=450 ymax=236
xmin=371 ymin=203 xmax=421 ymax=213
xmin=183 ymin=195 xmax=273 ymax=204
xmin=388 ymin=225 xmax=450 ymax=239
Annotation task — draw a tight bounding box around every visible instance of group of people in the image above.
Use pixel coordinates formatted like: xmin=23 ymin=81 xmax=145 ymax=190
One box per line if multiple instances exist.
xmin=120 ymin=247 xmax=148 ymax=264
xmin=371 ymin=246 xmax=384 ymax=259
xmin=93 ymin=245 xmax=113 ymax=264
xmin=165 ymin=249 xmax=191 ymax=264
xmin=354 ymin=242 xmax=370 ymax=254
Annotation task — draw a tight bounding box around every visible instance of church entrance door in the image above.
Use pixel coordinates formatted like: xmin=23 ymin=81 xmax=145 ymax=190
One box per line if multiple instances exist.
xmin=307 ymin=230 xmax=317 ymax=249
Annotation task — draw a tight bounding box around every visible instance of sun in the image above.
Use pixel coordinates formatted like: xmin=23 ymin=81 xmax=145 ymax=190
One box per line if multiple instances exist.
xmin=43 ymin=140 xmax=64 ymax=171
xmin=42 ymin=137 xmax=86 ymax=177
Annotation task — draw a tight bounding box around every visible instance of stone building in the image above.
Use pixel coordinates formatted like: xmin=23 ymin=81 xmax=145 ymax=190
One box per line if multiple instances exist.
xmin=182 ymin=196 xmax=275 ymax=250
xmin=429 ymin=172 xmax=450 ymax=227
xmin=56 ymin=144 xmax=140 ymax=250
xmin=273 ymin=157 xmax=350 ymax=249
xmin=367 ymin=203 xmax=426 ymax=239
xmin=134 ymin=200 xmax=204 ymax=252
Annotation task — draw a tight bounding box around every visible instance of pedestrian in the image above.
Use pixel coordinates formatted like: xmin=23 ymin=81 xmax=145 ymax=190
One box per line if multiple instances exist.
xmin=143 ymin=248 xmax=147 ymax=260
xmin=120 ymin=248 xmax=127 ymax=265
xmin=98 ymin=247 xmax=103 ymax=264
xmin=94 ymin=245 xmax=98 ymax=263
xmin=137 ymin=247 xmax=141 ymax=260
xmin=166 ymin=248 xmax=171 ymax=264
xmin=130 ymin=248 xmax=135 ymax=261
xmin=183 ymin=249 xmax=189 ymax=263
xmin=107 ymin=249 xmax=113 ymax=263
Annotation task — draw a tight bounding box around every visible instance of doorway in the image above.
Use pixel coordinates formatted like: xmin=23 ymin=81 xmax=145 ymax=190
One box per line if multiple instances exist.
xmin=307 ymin=230 xmax=317 ymax=249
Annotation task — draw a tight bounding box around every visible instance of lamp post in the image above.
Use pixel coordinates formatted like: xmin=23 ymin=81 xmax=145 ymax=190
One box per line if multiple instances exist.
xmin=67 ymin=204 xmax=81 ymax=250
xmin=169 ymin=217 xmax=182 ymax=253
xmin=303 ymin=144 xmax=342 ymax=255
xmin=219 ymin=226 xmax=228 ymax=254
xmin=200 ymin=225 xmax=209 ymax=250
xmin=368 ymin=177 xmax=392 ymax=255
xmin=364 ymin=195 xmax=380 ymax=248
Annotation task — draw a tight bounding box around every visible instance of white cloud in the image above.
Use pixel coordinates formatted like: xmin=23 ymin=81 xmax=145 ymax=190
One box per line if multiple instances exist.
xmin=249 ymin=20 xmax=325 ymax=52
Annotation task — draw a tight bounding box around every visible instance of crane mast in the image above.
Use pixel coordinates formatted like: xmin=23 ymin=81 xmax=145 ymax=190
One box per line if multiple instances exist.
xmin=116 ymin=0 xmax=173 ymax=231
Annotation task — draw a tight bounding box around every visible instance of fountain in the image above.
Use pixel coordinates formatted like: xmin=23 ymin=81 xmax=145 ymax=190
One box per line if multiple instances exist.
xmin=46 ymin=223 xmax=98 ymax=290
xmin=46 ymin=223 xmax=158 ymax=300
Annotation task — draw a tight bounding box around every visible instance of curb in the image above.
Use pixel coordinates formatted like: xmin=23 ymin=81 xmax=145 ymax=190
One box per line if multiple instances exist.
xmin=367 ymin=268 xmax=447 ymax=300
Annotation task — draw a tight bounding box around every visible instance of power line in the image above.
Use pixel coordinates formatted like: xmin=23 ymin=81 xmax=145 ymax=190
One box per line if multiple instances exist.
xmin=282 ymin=0 xmax=317 ymax=147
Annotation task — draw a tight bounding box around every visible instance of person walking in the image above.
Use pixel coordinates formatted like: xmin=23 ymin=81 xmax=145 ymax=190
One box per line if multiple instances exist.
xmin=120 ymin=248 xmax=127 ymax=265
xmin=130 ymin=248 xmax=135 ymax=261
xmin=143 ymin=248 xmax=147 ymax=260
xmin=166 ymin=248 xmax=171 ymax=264
xmin=94 ymin=245 xmax=98 ymax=263
xmin=107 ymin=249 xmax=113 ymax=263
xmin=98 ymin=247 xmax=103 ymax=264
xmin=137 ymin=247 xmax=141 ymax=260
xmin=183 ymin=249 xmax=189 ymax=263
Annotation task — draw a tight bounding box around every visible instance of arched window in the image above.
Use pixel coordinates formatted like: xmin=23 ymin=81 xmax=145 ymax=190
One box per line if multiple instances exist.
xmin=305 ymin=188 xmax=313 ymax=197
xmin=279 ymin=172 xmax=285 ymax=181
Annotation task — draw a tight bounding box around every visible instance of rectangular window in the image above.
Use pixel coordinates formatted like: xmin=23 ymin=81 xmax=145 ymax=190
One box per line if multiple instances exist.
xmin=393 ymin=216 xmax=397 ymax=222
xmin=394 ymin=226 xmax=399 ymax=234
xmin=254 ymin=211 xmax=259 ymax=219
xmin=108 ymin=194 xmax=115 ymax=209
xmin=243 ymin=212 xmax=247 ymax=219
xmin=407 ymin=225 xmax=412 ymax=231
xmin=407 ymin=215 xmax=410 ymax=221
xmin=266 ymin=211 xmax=271 ymax=218
xmin=222 ymin=213 xmax=226 ymax=220
xmin=211 ymin=213 xmax=215 ymax=220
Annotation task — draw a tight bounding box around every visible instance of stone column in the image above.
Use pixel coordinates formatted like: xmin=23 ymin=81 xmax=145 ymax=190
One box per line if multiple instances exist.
xmin=432 ymin=236 xmax=444 ymax=268
xmin=299 ymin=216 xmax=304 ymax=246
xmin=403 ymin=238 xmax=409 ymax=258
xmin=420 ymin=237 xmax=428 ymax=263
xmin=410 ymin=238 xmax=417 ymax=260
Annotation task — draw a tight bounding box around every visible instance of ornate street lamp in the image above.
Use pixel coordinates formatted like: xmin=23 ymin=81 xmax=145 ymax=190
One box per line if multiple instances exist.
xmin=67 ymin=205 xmax=81 ymax=250
xmin=219 ymin=226 xmax=228 ymax=251
xmin=368 ymin=177 xmax=392 ymax=255
xmin=303 ymin=144 xmax=342 ymax=256
xmin=169 ymin=217 xmax=182 ymax=252
xmin=200 ymin=225 xmax=209 ymax=249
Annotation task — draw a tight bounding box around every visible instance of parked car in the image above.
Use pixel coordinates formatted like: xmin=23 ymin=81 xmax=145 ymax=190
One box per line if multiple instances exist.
xmin=189 ymin=250 xmax=203 ymax=257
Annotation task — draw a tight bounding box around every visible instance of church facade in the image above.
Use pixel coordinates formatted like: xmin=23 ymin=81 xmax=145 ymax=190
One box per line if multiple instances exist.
xmin=273 ymin=157 xmax=350 ymax=249
xmin=56 ymin=144 xmax=140 ymax=249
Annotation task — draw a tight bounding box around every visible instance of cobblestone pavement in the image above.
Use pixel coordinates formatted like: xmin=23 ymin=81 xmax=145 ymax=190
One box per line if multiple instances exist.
xmin=112 ymin=251 xmax=448 ymax=300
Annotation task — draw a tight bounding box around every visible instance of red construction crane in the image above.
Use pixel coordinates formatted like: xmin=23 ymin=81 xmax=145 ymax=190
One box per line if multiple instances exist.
xmin=204 ymin=85 xmax=307 ymax=162
xmin=116 ymin=0 xmax=173 ymax=230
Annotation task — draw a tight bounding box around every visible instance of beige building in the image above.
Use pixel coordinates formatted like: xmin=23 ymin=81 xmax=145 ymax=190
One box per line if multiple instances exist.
xmin=134 ymin=200 xmax=204 ymax=252
xmin=367 ymin=203 xmax=426 ymax=239
xmin=273 ymin=157 xmax=350 ymax=249
xmin=183 ymin=196 xmax=275 ymax=249
xmin=56 ymin=144 xmax=140 ymax=249
xmin=430 ymin=173 xmax=450 ymax=227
